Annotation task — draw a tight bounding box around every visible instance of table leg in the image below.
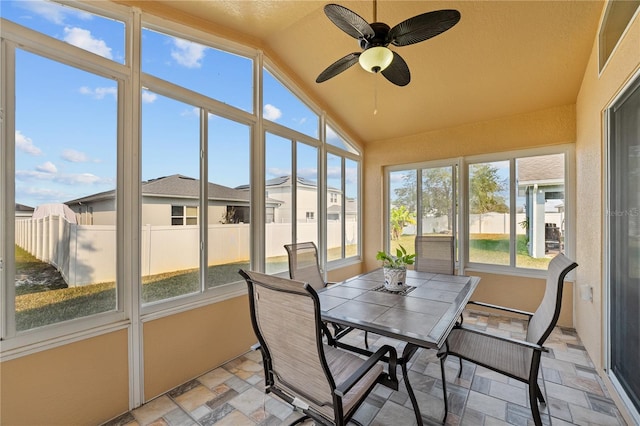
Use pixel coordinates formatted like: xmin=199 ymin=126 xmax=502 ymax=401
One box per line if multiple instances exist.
xmin=401 ymin=343 xmax=423 ymax=426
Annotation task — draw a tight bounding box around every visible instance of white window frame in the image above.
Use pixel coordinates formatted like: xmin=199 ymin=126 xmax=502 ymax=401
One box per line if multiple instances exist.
xmin=463 ymin=145 xmax=575 ymax=278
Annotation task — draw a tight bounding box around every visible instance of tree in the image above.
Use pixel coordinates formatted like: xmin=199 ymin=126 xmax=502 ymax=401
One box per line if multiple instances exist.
xmin=421 ymin=168 xmax=453 ymax=230
xmin=469 ymin=163 xmax=508 ymax=214
xmin=390 ymin=205 xmax=416 ymax=240
xmin=394 ymin=168 xmax=453 ymax=231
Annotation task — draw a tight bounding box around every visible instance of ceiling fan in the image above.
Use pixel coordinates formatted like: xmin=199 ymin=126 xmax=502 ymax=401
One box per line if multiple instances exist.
xmin=316 ymin=2 xmax=461 ymax=86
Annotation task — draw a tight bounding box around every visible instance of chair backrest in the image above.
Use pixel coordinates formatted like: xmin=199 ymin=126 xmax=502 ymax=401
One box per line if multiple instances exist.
xmin=414 ymin=235 xmax=455 ymax=274
xmin=284 ymin=241 xmax=326 ymax=290
xmin=526 ymin=253 xmax=578 ymax=345
xmin=239 ymin=269 xmax=335 ymax=408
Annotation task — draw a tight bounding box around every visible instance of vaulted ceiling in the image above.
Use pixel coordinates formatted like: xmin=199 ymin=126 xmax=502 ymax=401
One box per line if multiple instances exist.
xmin=118 ymin=0 xmax=604 ymax=144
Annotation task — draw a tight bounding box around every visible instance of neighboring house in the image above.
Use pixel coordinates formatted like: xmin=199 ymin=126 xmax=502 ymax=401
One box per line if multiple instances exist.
xmin=236 ymin=175 xmax=343 ymax=224
xmin=14 ymin=203 xmax=34 ymax=220
xmin=65 ymin=174 xmax=281 ymax=226
xmin=517 ymin=154 xmax=565 ymax=258
xmin=327 ymin=198 xmax=357 ymax=222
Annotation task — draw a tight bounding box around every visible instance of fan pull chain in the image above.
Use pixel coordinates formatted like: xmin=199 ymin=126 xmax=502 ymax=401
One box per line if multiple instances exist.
xmin=373 ymin=75 xmax=378 ymax=115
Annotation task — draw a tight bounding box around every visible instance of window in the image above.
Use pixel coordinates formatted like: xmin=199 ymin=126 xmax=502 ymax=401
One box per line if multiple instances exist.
xmin=383 ymin=149 xmax=570 ymax=274
xmin=1 ymin=1 xmax=362 ymax=354
xmin=468 ymin=160 xmax=511 ymax=266
xmin=263 ymin=68 xmax=319 ymax=138
xmin=142 ymin=27 xmax=253 ymax=112
xmin=598 ymin=1 xmax=640 ymax=72
xmin=327 ymin=150 xmax=360 ymax=262
xmin=171 ymin=205 xmax=198 ymax=226
xmin=11 ymin=47 xmax=119 ymax=332
xmin=388 ymin=164 xmax=457 ymax=256
xmin=468 ymin=153 xmax=568 ymax=271
xmin=3 ymin=0 xmax=125 ymax=64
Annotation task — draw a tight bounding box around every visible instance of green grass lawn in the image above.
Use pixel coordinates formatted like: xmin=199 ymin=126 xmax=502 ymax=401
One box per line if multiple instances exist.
xmin=15 ymin=236 xmax=551 ymax=330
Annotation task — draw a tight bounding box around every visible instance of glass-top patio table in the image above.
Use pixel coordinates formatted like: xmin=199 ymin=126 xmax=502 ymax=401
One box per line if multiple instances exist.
xmin=319 ymin=268 xmax=480 ymax=425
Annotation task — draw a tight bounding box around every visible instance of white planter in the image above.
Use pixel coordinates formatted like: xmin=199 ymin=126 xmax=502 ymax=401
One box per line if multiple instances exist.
xmin=383 ymin=266 xmax=407 ymax=292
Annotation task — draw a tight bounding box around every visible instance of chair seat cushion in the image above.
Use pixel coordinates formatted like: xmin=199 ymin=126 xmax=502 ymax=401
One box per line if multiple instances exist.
xmin=310 ymin=345 xmax=383 ymax=420
xmin=445 ymin=328 xmax=532 ymax=381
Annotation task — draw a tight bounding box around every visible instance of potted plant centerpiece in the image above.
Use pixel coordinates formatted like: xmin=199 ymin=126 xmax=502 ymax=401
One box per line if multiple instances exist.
xmin=376 ymin=245 xmax=416 ymax=292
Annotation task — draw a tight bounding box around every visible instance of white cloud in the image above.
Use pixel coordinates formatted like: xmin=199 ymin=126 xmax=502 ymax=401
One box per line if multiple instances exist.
xmin=79 ymin=86 xmax=117 ymax=100
xmin=63 ymin=27 xmax=113 ymax=59
xmin=181 ymin=107 xmax=200 ymax=117
xmin=16 ymin=169 xmax=112 ymax=186
xmin=171 ymin=38 xmax=206 ymax=68
xmin=263 ymin=104 xmax=282 ymax=121
xmin=36 ymin=161 xmax=58 ymax=173
xmin=297 ymin=168 xmax=318 ymax=181
xmin=142 ymin=91 xmax=157 ymax=103
xmin=266 ymin=168 xmax=291 ymax=178
xmin=19 ymin=0 xmax=92 ymax=25
xmin=15 ymin=130 xmax=43 ymax=156
xmin=62 ymin=149 xmax=90 ymax=163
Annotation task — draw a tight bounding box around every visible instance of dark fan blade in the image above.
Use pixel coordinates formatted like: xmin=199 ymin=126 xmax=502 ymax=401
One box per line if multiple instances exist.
xmin=316 ymin=52 xmax=361 ymax=83
xmin=388 ymin=9 xmax=461 ymax=47
xmin=381 ymin=52 xmax=410 ymax=86
xmin=324 ymin=4 xmax=374 ymax=40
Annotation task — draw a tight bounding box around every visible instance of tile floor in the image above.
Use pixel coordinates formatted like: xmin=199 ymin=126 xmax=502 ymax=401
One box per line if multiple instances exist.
xmin=104 ymin=311 xmax=627 ymax=425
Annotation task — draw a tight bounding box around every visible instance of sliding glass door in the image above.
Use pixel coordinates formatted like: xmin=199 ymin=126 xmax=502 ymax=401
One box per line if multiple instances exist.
xmin=608 ymin=75 xmax=640 ymax=417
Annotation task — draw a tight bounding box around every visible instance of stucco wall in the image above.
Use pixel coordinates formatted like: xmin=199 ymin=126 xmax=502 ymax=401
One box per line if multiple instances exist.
xmin=574 ymin=8 xmax=640 ymax=370
xmin=363 ymin=104 xmax=577 ymax=325
xmin=0 ymin=330 xmax=130 ymax=425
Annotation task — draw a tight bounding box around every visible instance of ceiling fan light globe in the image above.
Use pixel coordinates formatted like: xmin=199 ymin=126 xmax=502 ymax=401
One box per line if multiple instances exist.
xmin=358 ymin=46 xmax=393 ymax=73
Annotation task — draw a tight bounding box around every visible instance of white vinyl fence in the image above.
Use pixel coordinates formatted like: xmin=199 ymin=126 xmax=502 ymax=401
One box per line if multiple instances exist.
xmin=16 ymin=216 xmax=358 ymax=286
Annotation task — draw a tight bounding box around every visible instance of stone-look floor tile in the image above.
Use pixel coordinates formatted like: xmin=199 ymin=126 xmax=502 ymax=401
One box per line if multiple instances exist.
xmin=471 ymin=375 xmax=491 ymax=395
xmin=104 ymin=313 xmax=626 ymax=426
xmin=132 ymin=396 xmax=179 ymax=426
xmin=173 ymin=385 xmax=216 ymax=413
xmin=560 ymin=371 xmax=606 ymax=396
xmin=207 ymin=409 xmax=253 ymax=426
xmin=352 ymin=400 xmax=382 ymax=425
xmin=103 ymin=412 xmax=137 ymax=426
xmin=545 ymin=381 xmax=590 ymax=408
xmin=466 ymin=390 xmax=508 ymax=421
xmin=461 ymin=406 xmax=485 ymax=426
xmin=372 ymin=400 xmax=418 ymax=426
xmin=547 ymin=396 xmax=573 ymax=423
xmin=569 ymin=403 xmax=622 ymax=425
xmin=169 ymin=380 xmax=201 ymax=398
xmin=197 ymin=403 xmax=235 ymax=426
xmin=197 ymin=368 xmax=233 ymax=389
xmin=489 ymin=380 xmax=528 ymax=406
xmin=228 ymin=386 xmax=267 ymax=416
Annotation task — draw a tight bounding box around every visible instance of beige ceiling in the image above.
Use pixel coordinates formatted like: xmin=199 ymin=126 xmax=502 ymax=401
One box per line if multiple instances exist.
xmin=119 ymin=0 xmax=605 ymax=144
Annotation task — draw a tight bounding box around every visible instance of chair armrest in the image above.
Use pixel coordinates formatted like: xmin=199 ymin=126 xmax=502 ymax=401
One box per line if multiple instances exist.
xmin=334 ymin=344 xmax=398 ymax=397
xmin=467 ymin=300 xmax=534 ymax=318
xmin=454 ymin=324 xmax=547 ymax=352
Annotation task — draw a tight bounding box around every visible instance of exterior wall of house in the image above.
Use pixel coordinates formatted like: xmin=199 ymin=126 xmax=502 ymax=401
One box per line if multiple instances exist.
xmin=364 ymin=103 xmax=577 ymax=327
xmin=574 ymin=3 xmax=639 ymax=380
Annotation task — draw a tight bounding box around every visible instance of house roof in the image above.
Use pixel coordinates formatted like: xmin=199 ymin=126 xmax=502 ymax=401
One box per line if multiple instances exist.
xmin=15 ymin=203 xmax=34 ymax=213
xmin=65 ymin=174 xmax=281 ymax=206
xmin=517 ymin=154 xmax=565 ymax=186
xmin=236 ymin=175 xmax=340 ymax=192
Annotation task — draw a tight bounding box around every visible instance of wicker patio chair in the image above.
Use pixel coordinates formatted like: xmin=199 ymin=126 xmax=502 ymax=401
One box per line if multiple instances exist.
xmin=239 ymin=269 xmax=399 ymax=426
xmin=284 ymin=242 xmax=365 ymax=346
xmin=438 ymin=253 xmax=578 ymax=426
xmin=414 ymin=235 xmax=455 ymax=275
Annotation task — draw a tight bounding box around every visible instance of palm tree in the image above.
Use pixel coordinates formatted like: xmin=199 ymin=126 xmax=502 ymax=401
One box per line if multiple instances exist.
xmin=390 ymin=205 xmax=416 ymax=240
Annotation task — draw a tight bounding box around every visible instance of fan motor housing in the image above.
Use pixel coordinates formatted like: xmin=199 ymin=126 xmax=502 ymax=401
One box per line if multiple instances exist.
xmin=359 ymin=22 xmax=391 ymax=49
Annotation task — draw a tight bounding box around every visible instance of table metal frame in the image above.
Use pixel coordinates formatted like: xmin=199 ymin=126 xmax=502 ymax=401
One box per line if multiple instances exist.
xmin=320 ymin=269 xmax=479 ymax=425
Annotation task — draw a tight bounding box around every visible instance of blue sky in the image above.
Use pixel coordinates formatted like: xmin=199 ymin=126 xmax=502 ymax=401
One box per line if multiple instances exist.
xmin=4 ymin=0 xmax=357 ymax=208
